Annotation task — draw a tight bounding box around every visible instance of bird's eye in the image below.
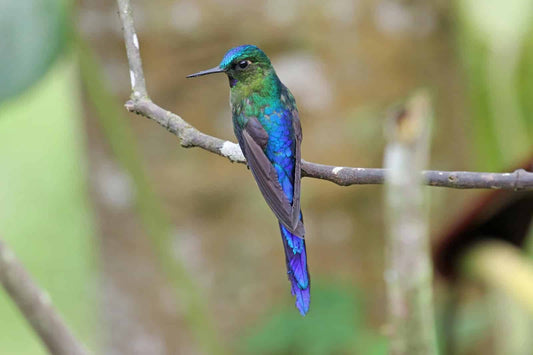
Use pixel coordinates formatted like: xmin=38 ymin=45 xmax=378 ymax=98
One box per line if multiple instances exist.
xmin=238 ymin=60 xmax=250 ymax=69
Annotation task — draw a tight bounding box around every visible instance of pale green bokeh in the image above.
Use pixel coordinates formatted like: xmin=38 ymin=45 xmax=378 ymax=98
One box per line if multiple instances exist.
xmin=0 ymin=55 xmax=98 ymax=354
xmin=0 ymin=0 xmax=67 ymax=102
xmin=456 ymin=0 xmax=533 ymax=170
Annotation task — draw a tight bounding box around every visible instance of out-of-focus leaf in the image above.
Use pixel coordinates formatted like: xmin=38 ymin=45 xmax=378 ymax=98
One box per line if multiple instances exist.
xmin=518 ymin=28 xmax=533 ymax=137
xmin=455 ymin=0 xmax=533 ymax=169
xmin=0 ymin=0 xmax=67 ymax=103
xmin=0 ymin=57 xmax=97 ymax=354
xmin=436 ymin=299 xmax=491 ymax=354
xmin=455 ymin=34 xmax=502 ymax=170
xmin=459 ymin=0 xmax=533 ymax=46
xmin=244 ymin=284 xmax=387 ymax=355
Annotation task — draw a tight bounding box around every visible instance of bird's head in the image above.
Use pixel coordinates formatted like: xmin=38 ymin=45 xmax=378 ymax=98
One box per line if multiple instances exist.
xmin=187 ymin=45 xmax=274 ymax=88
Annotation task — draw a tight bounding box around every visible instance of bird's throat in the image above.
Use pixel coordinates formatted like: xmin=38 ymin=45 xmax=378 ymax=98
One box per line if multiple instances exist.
xmin=228 ymin=75 xmax=237 ymax=88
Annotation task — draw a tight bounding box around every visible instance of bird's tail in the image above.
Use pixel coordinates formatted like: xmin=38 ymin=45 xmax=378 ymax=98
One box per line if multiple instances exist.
xmin=279 ymin=223 xmax=310 ymax=315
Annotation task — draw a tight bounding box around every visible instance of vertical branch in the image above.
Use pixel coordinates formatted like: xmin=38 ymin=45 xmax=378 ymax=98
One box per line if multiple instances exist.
xmin=0 ymin=239 xmax=89 ymax=355
xmin=383 ymin=91 xmax=438 ymax=355
xmin=78 ymin=40 xmax=224 ymax=354
xmin=117 ymin=0 xmax=147 ymax=99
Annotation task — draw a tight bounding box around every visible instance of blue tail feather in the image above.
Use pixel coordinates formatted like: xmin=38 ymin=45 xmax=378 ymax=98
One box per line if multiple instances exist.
xmin=280 ymin=224 xmax=310 ymax=315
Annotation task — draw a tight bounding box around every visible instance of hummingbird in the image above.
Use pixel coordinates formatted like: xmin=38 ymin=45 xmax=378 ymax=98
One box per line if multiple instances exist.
xmin=187 ymin=45 xmax=310 ymax=315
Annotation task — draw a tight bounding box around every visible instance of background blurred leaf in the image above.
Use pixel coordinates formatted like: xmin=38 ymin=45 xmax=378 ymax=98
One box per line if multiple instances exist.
xmin=456 ymin=0 xmax=533 ymax=170
xmin=0 ymin=56 xmax=97 ymax=354
xmin=0 ymin=0 xmax=67 ymax=103
xmin=436 ymin=298 xmax=491 ymax=354
xmin=460 ymin=0 xmax=533 ymax=45
xmin=244 ymin=284 xmax=387 ymax=355
xmin=518 ymin=27 xmax=533 ymax=136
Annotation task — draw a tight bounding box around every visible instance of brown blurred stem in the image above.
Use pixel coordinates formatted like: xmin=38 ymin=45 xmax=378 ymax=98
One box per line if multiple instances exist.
xmin=0 ymin=239 xmax=89 ymax=355
xmin=383 ymin=92 xmax=438 ymax=355
xmin=115 ymin=0 xmax=532 ymax=191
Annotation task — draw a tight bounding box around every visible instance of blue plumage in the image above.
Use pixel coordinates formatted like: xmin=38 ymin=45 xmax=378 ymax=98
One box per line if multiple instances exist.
xmin=257 ymin=105 xmax=310 ymax=316
xmin=187 ymin=45 xmax=311 ymax=315
xmin=280 ymin=225 xmax=310 ymax=315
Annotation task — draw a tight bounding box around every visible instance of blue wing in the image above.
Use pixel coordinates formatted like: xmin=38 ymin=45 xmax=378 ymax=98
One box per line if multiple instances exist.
xmin=239 ymin=116 xmax=305 ymax=237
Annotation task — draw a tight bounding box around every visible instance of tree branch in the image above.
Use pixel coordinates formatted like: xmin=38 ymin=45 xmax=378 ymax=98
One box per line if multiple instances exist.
xmin=0 ymin=239 xmax=89 ymax=355
xmin=116 ymin=0 xmax=533 ymax=191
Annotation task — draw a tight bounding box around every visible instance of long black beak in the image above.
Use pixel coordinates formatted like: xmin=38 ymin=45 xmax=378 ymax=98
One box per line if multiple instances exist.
xmin=186 ymin=66 xmax=225 ymax=78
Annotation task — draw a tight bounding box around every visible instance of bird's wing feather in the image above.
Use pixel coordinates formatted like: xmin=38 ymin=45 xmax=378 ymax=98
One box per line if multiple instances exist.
xmin=242 ymin=117 xmax=305 ymax=237
xmin=291 ymin=108 xmax=302 ymax=230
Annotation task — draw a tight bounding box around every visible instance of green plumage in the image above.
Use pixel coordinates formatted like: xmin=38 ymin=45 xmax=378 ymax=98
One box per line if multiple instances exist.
xmin=187 ymin=45 xmax=310 ymax=315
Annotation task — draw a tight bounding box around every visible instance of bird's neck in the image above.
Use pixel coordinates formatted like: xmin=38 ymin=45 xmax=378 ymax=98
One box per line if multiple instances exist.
xmin=230 ymin=71 xmax=281 ymax=110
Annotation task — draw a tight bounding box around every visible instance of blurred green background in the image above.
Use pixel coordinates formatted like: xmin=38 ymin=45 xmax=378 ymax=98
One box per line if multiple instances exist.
xmin=0 ymin=0 xmax=531 ymax=354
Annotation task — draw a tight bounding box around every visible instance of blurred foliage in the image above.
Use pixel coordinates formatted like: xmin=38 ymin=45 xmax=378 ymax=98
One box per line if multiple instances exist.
xmin=435 ymin=296 xmax=491 ymax=354
xmin=0 ymin=0 xmax=68 ymax=103
xmin=455 ymin=0 xmax=533 ymax=170
xmin=0 ymin=0 xmax=97 ymax=353
xmin=0 ymin=58 xmax=98 ymax=353
xmin=244 ymin=284 xmax=388 ymax=355
xmin=453 ymin=3 xmax=533 ymax=349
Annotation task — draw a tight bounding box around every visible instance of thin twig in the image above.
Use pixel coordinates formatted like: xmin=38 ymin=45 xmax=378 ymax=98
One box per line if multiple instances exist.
xmin=116 ymin=2 xmax=533 ymax=191
xmin=383 ymin=92 xmax=438 ymax=355
xmin=0 ymin=239 xmax=89 ymax=355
